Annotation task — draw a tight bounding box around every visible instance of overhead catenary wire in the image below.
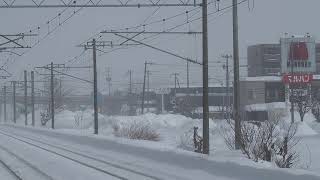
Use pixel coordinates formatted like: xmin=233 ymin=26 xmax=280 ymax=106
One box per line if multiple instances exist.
xmin=55 ymin=0 xmax=248 ymax=70
xmin=88 ymin=0 xmax=248 ymax=60
xmin=2 ymin=0 xmax=250 ymax=91
xmin=0 ymin=0 xmax=93 ymax=73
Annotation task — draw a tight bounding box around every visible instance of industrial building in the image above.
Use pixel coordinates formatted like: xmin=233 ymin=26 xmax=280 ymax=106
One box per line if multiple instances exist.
xmin=242 ymin=35 xmax=320 ymax=121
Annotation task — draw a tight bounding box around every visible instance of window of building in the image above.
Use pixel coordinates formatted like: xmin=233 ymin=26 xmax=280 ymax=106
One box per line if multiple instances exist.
xmin=264 ymin=47 xmax=280 ymax=55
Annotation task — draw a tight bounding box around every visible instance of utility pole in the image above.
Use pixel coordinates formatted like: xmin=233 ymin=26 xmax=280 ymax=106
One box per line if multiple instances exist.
xmin=147 ymin=70 xmax=151 ymax=113
xmin=12 ymin=81 xmax=16 ymax=123
xmin=222 ymin=55 xmax=232 ymax=120
xmin=129 ymin=70 xmax=133 ymax=95
xmin=202 ymin=0 xmax=210 ymax=155
xmin=187 ymin=61 xmax=190 ymax=94
xmin=128 ymin=70 xmax=134 ymax=116
xmin=31 ymin=71 xmax=35 ymax=126
xmin=59 ymin=77 xmax=62 ymax=98
xmin=77 ymin=40 xmax=110 ymax=134
xmin=290 ymin=41 xmax=295 ymax=123
xmin=141 ymin=61 xmax=148 ymax=114
xmin=233 ymin=0 xmax=241 ymax=150
xmin=50 ymin=62 xmax=55 ymax=129
xmin=106 ymin=67 xmax=112 ymax=96
xmin=24 ymin=70 xmax=28 ymax=126
xmin=93 ymin=39 xmax=98 ymax=135
xmin=172 ymin=73 xmax=179 ymax=96
xmin=3 ymin=86 xmax=6 ymax=122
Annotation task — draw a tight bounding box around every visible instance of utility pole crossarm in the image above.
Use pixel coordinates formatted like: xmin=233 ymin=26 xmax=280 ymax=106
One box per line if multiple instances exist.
xmin=0 ymin=0 xmax=201 ymax=8
xmin=114 ymin=33 xmax=201 ymax=65
xmin=41 ymin=67 xmax=93 ymax=84
xmin=77 ymin=42 xmax=139 ymax=49
xmin=0 ymin=34 xmax=37 ymax=49
xmin=101 ymin=31 xmax=202 ymax=35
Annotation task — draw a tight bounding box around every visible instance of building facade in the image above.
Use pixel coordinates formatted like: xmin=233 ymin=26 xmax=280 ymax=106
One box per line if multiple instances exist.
xmin=243 ymin=35 xmax=320 ymax=121
xmin=248 ymin=43 xmax=320 ymax=77
xmin=140 ymin=86 xmax=234 ymax=118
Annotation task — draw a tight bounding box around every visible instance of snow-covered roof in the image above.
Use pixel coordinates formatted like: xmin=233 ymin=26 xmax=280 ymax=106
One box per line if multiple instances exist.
xmin=312 ymin=74 xmax=320 ymax=80
xmin=245 ymin=102 xmax=286 ymax=112
xmin=241 ymin=76 xmax=282 ymax=82
xmin=157 ymin=83 xmax=230 ymax=89
xmin=194 ymin=106 xmax=223 ymax=112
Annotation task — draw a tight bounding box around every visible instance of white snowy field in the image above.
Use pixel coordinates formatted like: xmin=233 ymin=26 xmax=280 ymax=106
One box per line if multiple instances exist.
xmin=3 ymin=107 xmax=320 ymax=179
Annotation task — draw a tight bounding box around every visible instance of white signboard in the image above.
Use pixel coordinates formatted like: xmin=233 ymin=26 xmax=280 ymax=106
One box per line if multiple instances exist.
xmin=280 ymin=36 xmax=316 ymax=73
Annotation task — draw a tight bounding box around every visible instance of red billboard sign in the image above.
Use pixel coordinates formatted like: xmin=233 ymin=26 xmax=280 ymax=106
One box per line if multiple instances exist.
xmin=289 ymin=42 xmax=309 ymax=61
xmin=283 ymin=74 xmax=313 ymax=84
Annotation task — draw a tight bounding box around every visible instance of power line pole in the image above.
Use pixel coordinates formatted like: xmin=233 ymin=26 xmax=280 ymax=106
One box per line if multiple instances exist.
xmin=77 ymin=40 xmax=110 ymax=134
xmin=290 ymin=41 xmax=295 ymax=124
xmin=31 ymin=71 xmax=35 ymax=126
xmin=106 ymin=67 xmax=112 ymax=96
xmin=93 ymin=39 xmax=98 ymax=135
xmin=59 ymin=77 xmax=62 ymax=98
xmin=129 ymin=70 xmax=133 ymax=95
xmin=172 ymin=73 xmax=179 ymax=96
xmin=141 ymin=61 xmax=148 ymax=114
xmin=233 ymin=0 xmax=241 ymax=150
xmin=202 ymin=0 xmax=210 ymax=155
xmin=3 ymin=86 xmax=6 ymax=123
xmin=187 ymin=61 xmax=190 ymax=94
xmin=24 ymin=70 xmax=28 ymax=126
xmin=128 ymin=70 xmax=134 ymax=116
xmin=222 ymin=55 xmax=232 ymax=120
xmin=12 ymin=81 xmax=16 ymax=123
xmin=50 ymin=62 xmax=55 ymax=129
xmin=147 ymin=70 xmax=151 ymax=113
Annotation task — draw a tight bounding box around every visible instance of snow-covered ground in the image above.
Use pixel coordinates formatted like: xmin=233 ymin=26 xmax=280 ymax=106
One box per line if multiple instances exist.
xmin=4 ymin=107 xmax=320 ymax=178
xmin=0 ymin=124 xmax=319 ymax=180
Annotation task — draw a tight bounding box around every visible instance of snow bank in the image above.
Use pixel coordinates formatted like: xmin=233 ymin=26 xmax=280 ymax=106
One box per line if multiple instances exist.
xmin=107 ymin=113 xmax=195 ymax=129
xmin=296 ymin=121 xmax=318 ymax=136
xmin=54 ymin=110 xmax=77 ymax=129
xmin=282 ymin=111 xmax=318 ymax=136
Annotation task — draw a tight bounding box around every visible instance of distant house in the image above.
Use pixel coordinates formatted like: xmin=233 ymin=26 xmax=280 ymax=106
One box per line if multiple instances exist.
xmin=156 ymin=85 xmax=233 ymax=119
xmin=240 ymin=76 xmax=286 ymax=121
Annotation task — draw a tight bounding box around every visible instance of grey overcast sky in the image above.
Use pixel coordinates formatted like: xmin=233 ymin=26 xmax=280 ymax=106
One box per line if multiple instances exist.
xmin=0 ymin=0 xmax=319 ymax=94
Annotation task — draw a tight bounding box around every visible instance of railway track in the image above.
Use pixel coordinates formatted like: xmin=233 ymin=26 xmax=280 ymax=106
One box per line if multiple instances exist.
xmin=0 ymin=129 xmax=162 ymax=180
xmin=0 ymin=157 xmax=22 ymax=180
xmin=0 ymin=143 xmax=53 ymax=180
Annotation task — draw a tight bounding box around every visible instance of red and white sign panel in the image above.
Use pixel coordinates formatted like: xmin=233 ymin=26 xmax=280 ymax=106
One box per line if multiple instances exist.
xmin=283 ymin=74 xmax=313 ymax=84
xmin=281 ymin=36 xmax=316 ymax=73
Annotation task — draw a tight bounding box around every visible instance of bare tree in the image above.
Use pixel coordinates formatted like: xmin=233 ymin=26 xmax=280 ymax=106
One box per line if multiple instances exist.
xmin=41 ymin=77 xmax=73 ymax=126
xmin=113 ymin=120 xmax=160 ymax=141
xmin=312 ymin=91 xmax=320 ymax=122
xmin=222 ymin=108 xmax=300 ymax=168
xmin=312 ymin=100 xmax=320 ymax=122
xmin=291 ymin=88 xmax=312 ymax=122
